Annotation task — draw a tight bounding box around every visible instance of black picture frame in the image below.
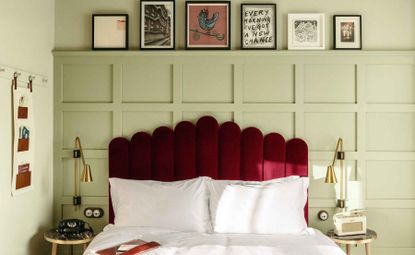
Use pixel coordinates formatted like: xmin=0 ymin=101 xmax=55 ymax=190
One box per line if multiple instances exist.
xmin=333 ymin=15 xmax=362 ymax=50
xmin=140 ymin=0 xmax=175 ymax=50
xmin=92 ymin=14 xmax=129 ymax=50
xmin=241 ymin=4 xmax=276 ymax=50
xmin=185 ymin=1 xmax=231 ymax=50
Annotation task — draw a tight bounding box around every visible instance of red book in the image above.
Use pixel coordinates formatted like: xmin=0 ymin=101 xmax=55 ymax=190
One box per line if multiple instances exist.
xmin=96 ymin=239 xmax=160 ymax=255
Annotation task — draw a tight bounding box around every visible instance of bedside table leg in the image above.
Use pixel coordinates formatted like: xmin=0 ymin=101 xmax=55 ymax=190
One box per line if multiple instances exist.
xmin=346 ymin=244 xmax=351 ymax=255
xmin=365 ymin=243 xmax=371 ymax=255
xmin=51 ymin=243 xmax=57 ymax=255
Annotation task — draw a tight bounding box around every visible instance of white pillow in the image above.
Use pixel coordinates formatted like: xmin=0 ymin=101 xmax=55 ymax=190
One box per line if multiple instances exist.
xmin=207 ymin=176 xmax=300 ymax=226
xmin=110 ymin=177 xmax=211 ymax=232
xmin=214 ymin=177 xmax=309 ymax=234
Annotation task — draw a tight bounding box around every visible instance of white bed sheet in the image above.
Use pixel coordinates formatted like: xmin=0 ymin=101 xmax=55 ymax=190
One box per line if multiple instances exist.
xmin=84 ymin=225 xmax=346 ymax=255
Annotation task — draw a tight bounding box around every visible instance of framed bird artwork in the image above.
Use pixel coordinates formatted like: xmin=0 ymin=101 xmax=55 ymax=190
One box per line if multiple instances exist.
xmin=185 ymin=1 xmax=231 ymax=49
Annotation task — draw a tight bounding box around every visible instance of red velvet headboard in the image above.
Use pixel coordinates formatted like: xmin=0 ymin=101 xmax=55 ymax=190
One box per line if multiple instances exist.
xmin=108 ymin=116 xmax=308 ymax=224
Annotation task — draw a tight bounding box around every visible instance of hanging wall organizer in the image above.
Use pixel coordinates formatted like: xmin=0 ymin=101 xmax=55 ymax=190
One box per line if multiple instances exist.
xmin=0 ymin=65 xmax=48 ymax=196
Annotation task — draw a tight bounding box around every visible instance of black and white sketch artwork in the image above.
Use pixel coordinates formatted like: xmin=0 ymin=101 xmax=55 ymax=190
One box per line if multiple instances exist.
xmin=241 ymin=4 xmax=276 ymax=49
xmin=288 ymin=14 xmax=325 ymax=50
xmin=141 ymin=0 xmax=175 ymax=49
xmin=340 ymin=22 xmax=355 ymax=42
xmin=294 ymin=20 xmax=317 ymax=43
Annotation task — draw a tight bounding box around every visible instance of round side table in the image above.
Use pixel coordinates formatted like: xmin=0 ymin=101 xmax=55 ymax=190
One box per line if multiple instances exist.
xmin=327 ymin=229 xmax=377 ymax=255
xmin=44 ymin=229 xmax=93 ymax=255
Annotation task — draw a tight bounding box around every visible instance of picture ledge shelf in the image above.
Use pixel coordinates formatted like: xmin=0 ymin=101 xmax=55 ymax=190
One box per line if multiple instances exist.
xmin=52 ymin=50 xmax=415 ymax=57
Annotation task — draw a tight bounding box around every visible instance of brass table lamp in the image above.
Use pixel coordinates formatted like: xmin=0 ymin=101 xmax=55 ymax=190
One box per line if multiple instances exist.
xmin=73 ymin=136 xmax=93 ymax=205
xmin=325 ymin=138 xmax=346 ymax=209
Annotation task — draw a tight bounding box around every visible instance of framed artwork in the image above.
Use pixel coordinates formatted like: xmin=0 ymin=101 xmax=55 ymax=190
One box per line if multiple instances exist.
xmin=288 ymin=13 xmax=325 ymax=50
xmin=92 ymin=14 xmax=128 ymax=50
xmin=186 ymin=1 xmax=231 ymax=50
xmin=334 ymin=15 xmax=362 ymax=50
xmin=241 ymin=4 xmax=276 ymax=50
xmin=140 ymin=0 xmax=175 ymax=50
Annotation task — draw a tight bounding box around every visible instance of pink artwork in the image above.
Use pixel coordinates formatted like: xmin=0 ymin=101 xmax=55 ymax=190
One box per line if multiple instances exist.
xmin=186 ymin=2 xmax=230 ymax=49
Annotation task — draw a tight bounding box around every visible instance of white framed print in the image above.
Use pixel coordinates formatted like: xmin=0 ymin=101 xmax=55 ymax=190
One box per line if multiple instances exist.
xmin=334 ymin=15 xmax=362 ymax=50
xmin=288 ymin=13 xmax=325 ymax=50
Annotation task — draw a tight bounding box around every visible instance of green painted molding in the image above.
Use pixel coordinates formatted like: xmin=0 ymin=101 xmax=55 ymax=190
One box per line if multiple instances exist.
xmin=54 ymin=52 xmax=415 ymax=251
xmin=52 ymin=50 xmax=415 ymax=57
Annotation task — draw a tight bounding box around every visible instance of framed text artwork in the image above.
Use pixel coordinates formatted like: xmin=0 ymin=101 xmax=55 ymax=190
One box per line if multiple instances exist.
xmin=141 ymin=0 xmax=175 ymax=50
xmin=92 ymin=14 xmax=129 ymax=50
xmin=334 ymin=15 xmax=362 ymax=50
xmin=241 ymin=4 xmax=276 ymax=50
xmin=11 ymin=76 xmax=34 ymax=195
xmin=186 ymin=1 xmax=231 ymax=49
xmin=288 ymin=13 xmax=325 ymax=50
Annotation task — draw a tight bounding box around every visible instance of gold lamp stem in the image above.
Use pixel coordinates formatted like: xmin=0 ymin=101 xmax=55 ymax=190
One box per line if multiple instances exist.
xmin=73 ymin=137 xmax=93 ymax=206
xmin=339 ymin=145 xmax=345 ymax=207
xmin=74 ymin=150 xmax=79 ymax=197
xmin=330 ymin=138 xmax=343 ymax=166
xmin=75 ymin=137 xmax=87 ymax=166
xmin=336 ymin=139 xmax=345 ymax=204
xmin=325 ymin=138 xmax=346 ymax=209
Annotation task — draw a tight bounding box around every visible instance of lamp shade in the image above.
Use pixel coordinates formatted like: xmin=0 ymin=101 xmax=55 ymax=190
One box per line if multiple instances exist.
xmin=325 ymin=165 xmax=337 ymax=184
xmin=80 ymin=164 xmax=93 ymax=182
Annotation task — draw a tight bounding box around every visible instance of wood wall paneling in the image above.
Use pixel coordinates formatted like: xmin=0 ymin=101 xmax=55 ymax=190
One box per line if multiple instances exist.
xmin=54 ymin=51 xmax=415 ymax=254
xmin=122 ymin=63 xmax=173 ymax=103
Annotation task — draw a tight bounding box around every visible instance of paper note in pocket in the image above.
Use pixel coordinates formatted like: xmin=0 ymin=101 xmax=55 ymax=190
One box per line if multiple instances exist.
xmin=18 ymin=163 xmax=30 ymax=173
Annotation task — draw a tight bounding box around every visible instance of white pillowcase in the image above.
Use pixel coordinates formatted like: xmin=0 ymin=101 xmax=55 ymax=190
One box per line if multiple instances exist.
xmin=207 ymin=176 xmax=300 ymax=227
xmin=110 ymin=177 xmax=211 ymax=232
xmin=213 ymin=177 xmax=309 ymax=234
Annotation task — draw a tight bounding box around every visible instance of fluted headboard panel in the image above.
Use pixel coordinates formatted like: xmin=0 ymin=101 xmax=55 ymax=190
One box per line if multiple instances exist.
xmin=109 ymin=116 xmax=308 ymax=224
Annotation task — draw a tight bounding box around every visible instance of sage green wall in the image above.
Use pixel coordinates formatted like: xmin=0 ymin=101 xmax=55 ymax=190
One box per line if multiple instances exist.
xmin=54 ymin=1 xmax=415 ymax=255
xmin=54 ymin=51 xmax=415 ymax=255
xmin=55 ymin=0 xmax=415 ymax=50
xmin=0 ymin=0 xmax=54 ymax=255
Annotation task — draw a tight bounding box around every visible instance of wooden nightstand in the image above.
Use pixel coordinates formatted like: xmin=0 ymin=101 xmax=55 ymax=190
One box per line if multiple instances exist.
xmin=44 ymin=229 xmax=93 ymax=255
xmin=327 ymin=229 xmax=377 ymax=255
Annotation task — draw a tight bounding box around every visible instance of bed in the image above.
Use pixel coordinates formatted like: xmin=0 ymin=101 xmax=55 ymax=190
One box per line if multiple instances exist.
xmin=84 ymin=116 xmax=346 ymax=255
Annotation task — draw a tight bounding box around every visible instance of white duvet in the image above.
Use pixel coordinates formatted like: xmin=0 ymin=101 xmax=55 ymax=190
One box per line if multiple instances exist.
xmin=84 ymin=225 xmax=346 ymax=255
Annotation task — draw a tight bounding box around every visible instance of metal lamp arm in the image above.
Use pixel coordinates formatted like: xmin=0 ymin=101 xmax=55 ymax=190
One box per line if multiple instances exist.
xmin=75 ymin=136 xmax=87 ymax=167
xmin=330 ymin=138 xmax=343 ymax=166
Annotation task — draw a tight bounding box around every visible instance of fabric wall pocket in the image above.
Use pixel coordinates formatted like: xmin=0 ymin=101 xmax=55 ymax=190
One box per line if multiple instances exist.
xmin=16 ymin=171 xmax=31 ymax=189
xmin=18 ymin=107 xmax=28 ymax=119
xmin=17 ymin=126 xmax=30 ymax=151
xmin=18 ymin=138 xmax=29 ymax=152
